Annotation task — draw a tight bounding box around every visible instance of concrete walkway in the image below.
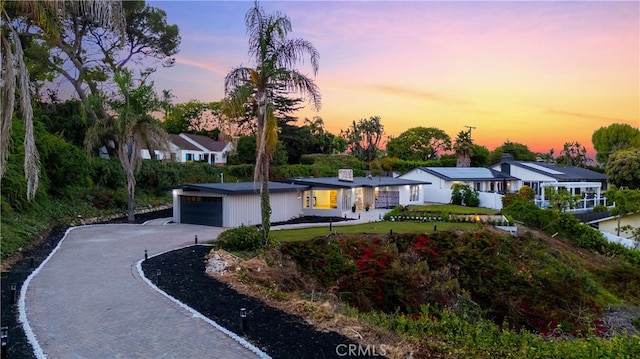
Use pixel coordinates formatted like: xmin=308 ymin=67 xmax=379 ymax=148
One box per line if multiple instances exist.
xmin=21 ymin=222 xmax=265 ymax=359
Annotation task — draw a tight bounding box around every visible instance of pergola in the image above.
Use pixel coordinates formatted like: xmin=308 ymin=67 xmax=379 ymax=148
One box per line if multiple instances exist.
xmin=539 ymin=182 xmax=605 ymax=211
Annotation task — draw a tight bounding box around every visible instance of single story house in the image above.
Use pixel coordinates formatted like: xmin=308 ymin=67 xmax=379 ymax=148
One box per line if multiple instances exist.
xmin=280 ymin=174 xmax=431 ymax=217
xmin=490 ymin=154 xmax=608 ymax=211
xmin=172 ymin=170 xmax=430 ymax=227
xmin=399 ymin=167 xmax=520 ymax=210
xmin=172 ymin=182 xmax=309 ymax=227
xmin=142 ymin=133 xmax=233 ymax=165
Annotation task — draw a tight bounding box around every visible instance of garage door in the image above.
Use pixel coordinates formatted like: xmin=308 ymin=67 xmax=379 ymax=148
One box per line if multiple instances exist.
xmin=180 ymin=196 xmax=223 ymax=226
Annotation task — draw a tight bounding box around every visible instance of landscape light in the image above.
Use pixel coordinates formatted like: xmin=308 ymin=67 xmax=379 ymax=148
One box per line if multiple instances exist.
xmin=240 ymin=308 xmax=247 ymax=333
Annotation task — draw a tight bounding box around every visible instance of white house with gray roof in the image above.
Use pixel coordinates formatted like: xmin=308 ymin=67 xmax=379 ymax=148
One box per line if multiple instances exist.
xmin=281 ymin=175 xmax=431 ymax=217
xmin=399 ymin=167 xmax=520 ymax=210
xmin=490 ymin=154 xmax=608 ymax=211
xmin=171 ymin=171 xmax=430 ymax=227
xmin=142 ymin=133 xmax=233 ymax=165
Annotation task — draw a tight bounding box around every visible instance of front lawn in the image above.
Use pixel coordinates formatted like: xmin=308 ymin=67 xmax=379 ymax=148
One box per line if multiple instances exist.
xmin=271 ymin=221 xmax=478 ymax=242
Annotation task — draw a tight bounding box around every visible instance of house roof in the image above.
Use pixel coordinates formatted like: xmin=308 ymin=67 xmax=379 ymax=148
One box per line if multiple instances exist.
xmin=500 ymin=161 xmax=607 ymax=181
xmin=280 ymin=176 xmax=431 ymax=189
xmin=416 ymin=167 xmax=520 ymax=181
xmin=573 ymin=211 xmax=614 ymax=224
xmin=169 ymin=134 xmax=201 ymax=151
xmin=181 ymin=133 xmax=229 ymax=152
xmin=177 ymin=182 xmax=309 ymax=195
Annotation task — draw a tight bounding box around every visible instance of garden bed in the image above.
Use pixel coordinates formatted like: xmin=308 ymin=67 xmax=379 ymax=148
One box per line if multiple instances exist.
xmin=141 ymin=246 xmax=377 ymax=358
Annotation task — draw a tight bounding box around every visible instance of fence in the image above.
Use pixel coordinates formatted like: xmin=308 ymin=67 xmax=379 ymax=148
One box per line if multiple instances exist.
xmin=424 ymin=188 xmax=504 ymax=210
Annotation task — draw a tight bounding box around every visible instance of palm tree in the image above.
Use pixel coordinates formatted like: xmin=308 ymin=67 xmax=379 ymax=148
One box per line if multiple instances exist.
xmin=224 ymin=1 xmax=321 ymax=246
xmin=454 ymin=129 xmax=473 ymax=167
xmin=85 ymin=70 xmax=168 ymax=222
xmin=1 ymin=1 xmax=125 ymax=199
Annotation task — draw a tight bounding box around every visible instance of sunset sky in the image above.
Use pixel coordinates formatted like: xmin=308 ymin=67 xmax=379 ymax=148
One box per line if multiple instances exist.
xmin=149 ymin=0 xmax=639 ymax=157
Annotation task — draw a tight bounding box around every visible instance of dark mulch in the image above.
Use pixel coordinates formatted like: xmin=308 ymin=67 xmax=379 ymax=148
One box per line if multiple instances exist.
xmin=1 ymin=209 xmax=380 ymax=359
xmin=142 ymin=246 xmax=378 ymax=359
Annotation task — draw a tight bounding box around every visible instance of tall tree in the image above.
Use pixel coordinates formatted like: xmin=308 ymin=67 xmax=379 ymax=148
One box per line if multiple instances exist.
xmin=162 ymin=100 xmax=221 ymax=135
xmin=470 ymin=144 xmax=490 ymax=167
xmin=453 ymin=129 xmax=473 ymax=167
xmin=49 ymin=0 xmax=180 ymax=122
xmin=224 ymin=1 xmax=321 ymax=245
xmin=84 ymin=70 xmax=168 ymax=221
xmin=556 ymin=141 xmax=588 ymax=167
xmin=386 ymin=126 xmax=451 ymax=161
xmin=605 ymin=149 xmax=640 ymax=190
xmin=342 ymin=116 xmax=385 ymax=162
xmin=1 ymin=0 xmax=125 ymax=199
xmin=489 ymin=141 xmax=537 ymax=164
xmin=592 ymin=123 xmax=640 ymax=166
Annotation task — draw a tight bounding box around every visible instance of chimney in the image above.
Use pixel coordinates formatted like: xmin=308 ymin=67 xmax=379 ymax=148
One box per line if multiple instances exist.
xmin=501 ymin=153 xmax=514 ymax=162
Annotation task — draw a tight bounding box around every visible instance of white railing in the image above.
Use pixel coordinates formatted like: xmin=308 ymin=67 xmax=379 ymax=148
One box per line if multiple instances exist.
xmin=534 ymin=197 xmax=609 ymax=212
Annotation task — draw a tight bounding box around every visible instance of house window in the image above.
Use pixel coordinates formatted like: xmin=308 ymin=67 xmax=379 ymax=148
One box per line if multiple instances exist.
xmin=198 ymin=154 xmax=204 ymax=161
xmin=474 ymin=182 xmax=481 ymax=191
xmin=410 ymin=185 xmax=420 ymax=202
xmin=186 ymin=153 xmax=194 ymax=161
xmin=311 ymin=190 xmax=338 ymax=209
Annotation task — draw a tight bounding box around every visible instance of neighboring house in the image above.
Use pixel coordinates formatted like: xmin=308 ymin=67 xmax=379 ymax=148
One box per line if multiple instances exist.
xmin=141 ymin=133 xmax=233 ymax=165
xmin=399 ymin=167 xmax=520 ymax=210
xmin=579 ymin=212 xmax=640 ymax=249
xmin=172 ymin=182 xmax=309 ymax=227
xmin=491 ymin=154 xmax=608 ymax=212
xmin=281 ymin=174 xmax=430 ymax=218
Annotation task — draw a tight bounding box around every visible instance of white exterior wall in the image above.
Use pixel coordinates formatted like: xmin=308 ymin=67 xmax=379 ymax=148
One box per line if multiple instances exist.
xmin=490 ymin=164 xmax=556 ymax=193
xmin=172 ymin=189 xmax=302 ymax=227
xmin=224 ymin=192 xmax=303 ymax=227
xmin=598 ymin=213 xmax=640 ymax=239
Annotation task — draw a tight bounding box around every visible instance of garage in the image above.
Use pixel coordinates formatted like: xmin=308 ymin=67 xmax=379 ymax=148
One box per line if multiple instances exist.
xmin=179 ymin=195 xmax=223 ymax=226
xmin=173 ymin=182 xmax=309 ymax=227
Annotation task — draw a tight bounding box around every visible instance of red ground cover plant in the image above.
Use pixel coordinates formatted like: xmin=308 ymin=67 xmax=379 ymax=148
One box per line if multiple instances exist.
xmin=282 ymin=229 xmax=610 ymax=336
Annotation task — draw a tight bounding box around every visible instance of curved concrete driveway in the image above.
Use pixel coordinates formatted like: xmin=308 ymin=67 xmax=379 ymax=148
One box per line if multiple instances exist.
xmin=21 ymin=221 xmax=265 ymax=358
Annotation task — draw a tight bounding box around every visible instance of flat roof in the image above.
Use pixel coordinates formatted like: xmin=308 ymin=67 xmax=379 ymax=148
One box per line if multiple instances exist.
xmin=177 ymin=182 xmax=309 ymax=195
xmin=280 ymin=176 xmax=431 ymax=189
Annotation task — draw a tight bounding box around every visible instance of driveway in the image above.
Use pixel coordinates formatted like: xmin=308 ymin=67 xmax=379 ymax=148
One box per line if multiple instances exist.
xmin=21 ymin=221 xmax=266 ymax=358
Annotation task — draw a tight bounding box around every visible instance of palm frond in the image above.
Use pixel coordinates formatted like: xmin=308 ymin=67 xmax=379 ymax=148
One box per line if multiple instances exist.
xmin=0 ymin=33 xmax=16 ymax=180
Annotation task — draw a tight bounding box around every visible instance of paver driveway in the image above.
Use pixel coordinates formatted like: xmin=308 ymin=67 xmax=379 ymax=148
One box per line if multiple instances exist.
xmin=22 ymin=221 xmax=265 ymax=358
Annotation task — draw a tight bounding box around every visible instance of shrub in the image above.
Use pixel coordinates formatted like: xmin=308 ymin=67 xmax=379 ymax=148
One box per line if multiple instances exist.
xmin=518 ymin=185 xmax=535 ymax=200
xmin=215 ymin=226 xmax=263 ymax=252
xmin=451 ymin=183 xmax=465 ymax=205
xmin=88 ymin=157 xmax=126 ymax=189
xmin=464 ymin=188 xmax=480 ymax=207
xmin=593 ymin=205 xmax=608 ymax=213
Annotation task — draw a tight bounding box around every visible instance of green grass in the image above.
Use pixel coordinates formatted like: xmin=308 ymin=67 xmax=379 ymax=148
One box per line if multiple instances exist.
xmin=407 ymin=204 xmax=499 ymax=215
xmin=271 ymin=221 xmax=478 ymax=242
